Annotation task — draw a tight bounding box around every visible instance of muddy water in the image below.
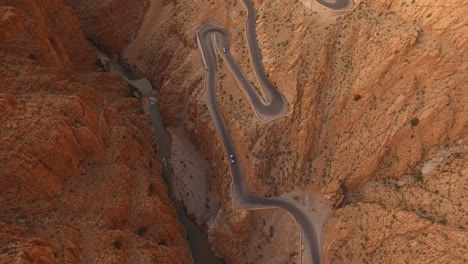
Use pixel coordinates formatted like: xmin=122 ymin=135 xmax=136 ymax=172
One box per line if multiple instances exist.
xmin=91 ymin=44 xmax=224 ymax=264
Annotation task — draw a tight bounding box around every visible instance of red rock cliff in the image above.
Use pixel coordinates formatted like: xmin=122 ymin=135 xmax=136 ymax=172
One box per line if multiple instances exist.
xmin=63 ymin=0 xmax=467 ymax=263
xmin=115 ymin=0 xmax=467 ymax=262
xmin=0 ymin=0 xmax=192 ymax=263
xmin=63 ymin=0 xmax=149 ymax=53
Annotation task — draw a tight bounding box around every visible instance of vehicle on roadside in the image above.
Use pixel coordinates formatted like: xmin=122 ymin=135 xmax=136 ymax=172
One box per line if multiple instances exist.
xmin=229 ymin=154 xmax=235 ymax=163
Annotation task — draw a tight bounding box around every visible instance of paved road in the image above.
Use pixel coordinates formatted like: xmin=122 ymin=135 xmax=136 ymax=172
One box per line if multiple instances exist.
xmin=316 ymin=0 xmax=352 ymax=10
xmin=197 ymin=23 xmax=320 ymax=263
xmin=197 ymin=25 xmax=287 ymax=121
xmin=196 ymin=1 xmax=353 ymax=263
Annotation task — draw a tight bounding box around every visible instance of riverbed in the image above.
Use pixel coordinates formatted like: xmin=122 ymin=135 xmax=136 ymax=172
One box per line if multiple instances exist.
xmin=91 ymin=44 xmax=224 ymax=264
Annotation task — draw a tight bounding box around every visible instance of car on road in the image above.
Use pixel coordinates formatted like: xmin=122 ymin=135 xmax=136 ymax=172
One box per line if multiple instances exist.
xmin=149 ymin=97 xmax=157 ymax=106
xmin=222 ymin=47 xmax=227 ymax=53
xmin=229 ymin=154 xmax=235 ymax=163
xmin=301 ymin=243 xmax=305 ymax=251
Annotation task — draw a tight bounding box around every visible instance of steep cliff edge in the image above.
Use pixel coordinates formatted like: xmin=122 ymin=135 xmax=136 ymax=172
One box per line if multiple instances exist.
xmin=0 ymin=0 xmax=191 ymax=263
xmin=63 ymin=0 xmax=149 ymax=53
xmin=71 ymin=0 xmax=467 ymax=263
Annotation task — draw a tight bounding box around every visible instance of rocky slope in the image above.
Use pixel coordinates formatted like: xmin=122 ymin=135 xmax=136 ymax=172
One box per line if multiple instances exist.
xmin=63 ymin=0 xmax=149 ymax=53
xmin=0 ymin=0 xmax=192 ymax=263
xmin=71 ymin=0 xmax=467 ymax=263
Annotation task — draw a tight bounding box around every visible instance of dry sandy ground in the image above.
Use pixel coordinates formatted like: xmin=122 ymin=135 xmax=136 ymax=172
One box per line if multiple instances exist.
xmin=124 ymin=1 xmax=341 ymax=262
xmin=168 ymin=126 xmax=220 ymax=225
xmin=247 ymin=209 xmax=302 ymax=264
xmin=124 ymin=0 xmax=174 ymax=68
xmin=229 ymin=188 xmax=330 ymax=264
xmin=281 ymin=190 xmax=332 ymax=246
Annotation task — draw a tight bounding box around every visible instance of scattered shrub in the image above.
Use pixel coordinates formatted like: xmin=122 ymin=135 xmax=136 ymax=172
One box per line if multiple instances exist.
xmin=113 ymin=238 xmax=123 ymax=249
xmin=137 ymin=227 xmax=147 ymax=236
xmin=410 ymin=118 xmax=420 ymax=127
xmin=414 ymin=170 xmax=424 ymax=182
xmin=27 ymin=53 xmax=36 ymax=60
xmin=148 ymin=183 xmax=155 ymax=194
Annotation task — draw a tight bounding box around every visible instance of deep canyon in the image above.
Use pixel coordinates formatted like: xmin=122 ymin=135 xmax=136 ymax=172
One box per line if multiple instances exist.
xmin=1 ymin=0 xmax=467 ymax=264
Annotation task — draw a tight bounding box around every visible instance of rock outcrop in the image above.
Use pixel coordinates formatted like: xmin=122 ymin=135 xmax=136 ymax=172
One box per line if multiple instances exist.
xmin=0 ymin=0 xmax=94 ymax=70
xmin=63 ymin=0 xmax=149 ymax=53
xmin=68 ymin=0 xmax=467 ymax=262
xmin=0 ymin=0 xmax=192 ymax=263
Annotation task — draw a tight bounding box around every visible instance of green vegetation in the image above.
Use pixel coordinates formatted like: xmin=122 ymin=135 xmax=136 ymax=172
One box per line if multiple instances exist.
xmin=113 ymin=238 xmax=123 ymax=249
xmin=27 ymin=53 xmax=36 ymax=61
xmin=438 ymin=218 xmax=447 ymax=225
xmin=137 ymin=227 xmax=147 ymax=236
xmin=414 ymin=170 xmax=424 ymax=182
xmin=117 ymin=53 xmax=137 ymax=72
xmin=148 ymin=183 xmax=155 ymax=194
xmin=93 ymin=58 xmax=107 ymax=72
xmin=410 ymin=118 xmax=420 ymax=127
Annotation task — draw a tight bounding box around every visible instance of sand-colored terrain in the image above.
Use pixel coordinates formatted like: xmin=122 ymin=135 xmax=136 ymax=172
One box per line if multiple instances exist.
xmin=120 ymin=0 xmax=467 ymax=262
xmin=168 ymin=126 xmax=219 ymax=226
xmin=29 ymin=0 xmax=468 ymax=263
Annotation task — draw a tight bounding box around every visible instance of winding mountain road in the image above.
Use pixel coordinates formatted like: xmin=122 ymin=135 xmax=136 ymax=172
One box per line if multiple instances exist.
xmin=196 ymin=0 xmax=352 ymax=263
xmin=316 ymin=0 xmax=352 ymax=10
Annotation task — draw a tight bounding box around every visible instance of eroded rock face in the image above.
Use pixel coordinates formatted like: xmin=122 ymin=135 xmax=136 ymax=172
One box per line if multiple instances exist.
xmin=324 ymin=151 xmax=467 ymax=263
xmin=0 ymin=0 xmax=192 ymax=263
xmin=72 ymin=0 xmax=466 ymax=262
xmin=63 ymin=0 xmax=149 ymax=53
xmin=0 ymin=0 xmax=94 ymax=70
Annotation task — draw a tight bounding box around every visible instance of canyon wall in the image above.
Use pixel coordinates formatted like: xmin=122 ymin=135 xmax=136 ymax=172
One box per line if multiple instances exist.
xmin=0 ymin=0 xmax=192 ymax=263
xmin=63 ymin=0 xmax=150 ymax=53
xmin=69 ymin=0 xmax=467 ymax=263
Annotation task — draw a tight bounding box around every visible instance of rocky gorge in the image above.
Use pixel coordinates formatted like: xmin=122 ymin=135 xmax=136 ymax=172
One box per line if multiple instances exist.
xmin=1 ymin=0 xmax=466 ymax=263
xmin=0 ymin=0 xmax=191 ymax=263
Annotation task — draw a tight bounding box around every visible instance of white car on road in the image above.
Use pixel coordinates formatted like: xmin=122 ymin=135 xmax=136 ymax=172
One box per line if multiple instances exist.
xmin=229 ymin=154 xmax=235 ymax=163
xmin=222 ymin=47 xmax=227 ymax=53
xmin=149 ymin=97 xmax=157 ymax=106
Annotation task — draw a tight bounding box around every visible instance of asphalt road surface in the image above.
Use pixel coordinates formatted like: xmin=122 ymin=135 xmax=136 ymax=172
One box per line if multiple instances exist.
xmin=197 ymin=25 xmax=287 ymax=121
xmin=316 ymin=0 xmax=352 ymax=10
xmin=196 ymin=1 xmax=352 ymax=263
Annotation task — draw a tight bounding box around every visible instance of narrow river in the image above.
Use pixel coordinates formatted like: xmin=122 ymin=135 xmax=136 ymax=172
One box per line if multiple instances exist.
xmin=91 ymin=44 xmax=224 ymax=264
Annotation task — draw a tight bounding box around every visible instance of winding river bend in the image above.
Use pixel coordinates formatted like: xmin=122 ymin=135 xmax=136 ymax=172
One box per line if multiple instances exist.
xmin=196 ymin=0 xmax=352 ymax=263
